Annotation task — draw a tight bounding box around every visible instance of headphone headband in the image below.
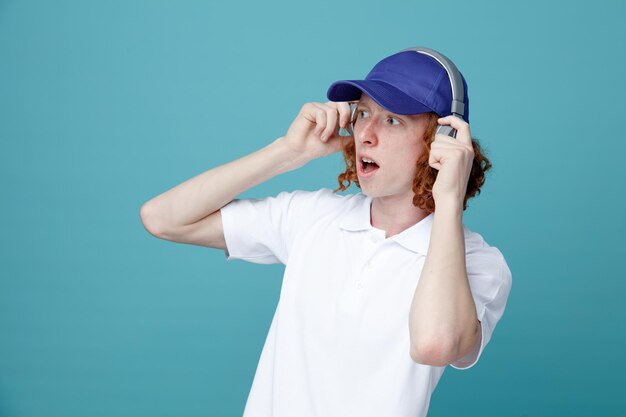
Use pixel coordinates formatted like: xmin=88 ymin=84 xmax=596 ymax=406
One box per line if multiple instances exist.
xmin=401 ymin=46 xmax=466 ymax=122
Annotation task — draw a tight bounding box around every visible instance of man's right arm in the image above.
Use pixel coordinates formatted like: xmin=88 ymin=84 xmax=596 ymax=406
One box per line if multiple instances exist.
xmin=139 ymin=102 xmax=352 ymax=250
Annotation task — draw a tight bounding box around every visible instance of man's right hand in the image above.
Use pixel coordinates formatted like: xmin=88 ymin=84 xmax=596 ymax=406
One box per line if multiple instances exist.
xmin=141 ymin=101 xmax=355 ymax=249
xmin=279 ymin=101 xmax=354 ymax=166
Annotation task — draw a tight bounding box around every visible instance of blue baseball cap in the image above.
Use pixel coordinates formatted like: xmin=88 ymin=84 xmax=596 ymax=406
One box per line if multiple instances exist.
xmin=326 ymin=50 xmax=470 ymax=123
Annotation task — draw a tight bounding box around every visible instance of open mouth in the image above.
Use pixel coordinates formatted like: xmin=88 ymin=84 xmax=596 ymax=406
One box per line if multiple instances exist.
xmin=359 ymin=157 xmax=380 ymax=176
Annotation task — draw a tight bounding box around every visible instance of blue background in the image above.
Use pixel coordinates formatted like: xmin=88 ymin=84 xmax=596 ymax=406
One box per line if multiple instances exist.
xmin=1 ymin=0 xmax=625 ymax=416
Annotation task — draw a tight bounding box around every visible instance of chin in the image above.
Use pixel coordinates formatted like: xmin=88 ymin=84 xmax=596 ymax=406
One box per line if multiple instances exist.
xmin=360 ymin=187 xmax=394 ymax=199
xmin=359 ymin=182 xmax=415 ymax=201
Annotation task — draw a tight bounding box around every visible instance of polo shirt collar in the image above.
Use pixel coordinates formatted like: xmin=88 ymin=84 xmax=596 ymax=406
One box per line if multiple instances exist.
xmin=338 ymin=193 xmax=434 ymax=256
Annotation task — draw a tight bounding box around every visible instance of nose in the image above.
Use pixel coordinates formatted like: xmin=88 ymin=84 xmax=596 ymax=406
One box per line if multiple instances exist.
xmin=355 ymin=117 xmax=378 ymax=147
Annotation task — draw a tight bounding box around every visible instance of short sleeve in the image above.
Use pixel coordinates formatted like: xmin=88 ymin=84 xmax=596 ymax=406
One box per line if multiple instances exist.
xmin=219 ymin=191 xmax=301 ymax=265
xmin=450 ymin=230 xmax=513 ymax=370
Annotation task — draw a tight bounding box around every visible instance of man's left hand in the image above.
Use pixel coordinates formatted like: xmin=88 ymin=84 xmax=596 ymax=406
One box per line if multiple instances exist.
xmin=428 ymin=115 xmax=475 ymax=207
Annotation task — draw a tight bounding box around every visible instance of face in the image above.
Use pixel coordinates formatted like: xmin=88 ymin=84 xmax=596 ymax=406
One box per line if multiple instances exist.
xmin=352 ymin=93 xmax=430 ymax=201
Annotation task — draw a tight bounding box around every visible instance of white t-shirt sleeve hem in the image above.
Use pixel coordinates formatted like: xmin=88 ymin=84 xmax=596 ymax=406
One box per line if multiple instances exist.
xmin=220 ymin=198 xmax=286 ymax=264
xmin=449 ymin=316 xmax=486 ymax=370
xmin=449 ymin=257 xmax=511 ymax=370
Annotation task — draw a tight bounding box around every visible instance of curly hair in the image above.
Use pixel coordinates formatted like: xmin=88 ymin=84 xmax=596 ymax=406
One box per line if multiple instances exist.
xmin=334 ymin=112 xmax=492 ymax=212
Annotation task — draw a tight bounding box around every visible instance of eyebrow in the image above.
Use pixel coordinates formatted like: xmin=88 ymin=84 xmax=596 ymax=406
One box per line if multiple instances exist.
xmin=356 ymin=104 xmax=405 ymax=119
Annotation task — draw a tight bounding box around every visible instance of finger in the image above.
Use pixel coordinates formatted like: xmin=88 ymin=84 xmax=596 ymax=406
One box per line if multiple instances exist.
xmin=430 ymin=142 xmax=461 ymax=152
xmin=437 ymin=115 xmax=471 ymax=145
xmin=432 ymin=134 xmax=463 ymax=146
xmin=428 ymin=151 xmax=442 ymax=170
xmin=337 ymin=101 xmax=351 ymax=128
xmin=333 ymin=134 xmax=353 ymax=152
xmin=311 ymin=103 xmax=334 ymax=141
xmin=326 ymin=100 xmax=355 ymax=129
xmin=321 ymin=104 xmax=339 ymax=141
xmin=431 ymin=135 xmax=472 ymax=151
xmin=430 ymin=141 xmax=474 ymax=164
xmin=429 ymin=146 xmax=456 ymax=171
xmin=311 ymin=105 xmax=327 ymax=140
xmin=428 ymin=145 xmax=440 ymax=167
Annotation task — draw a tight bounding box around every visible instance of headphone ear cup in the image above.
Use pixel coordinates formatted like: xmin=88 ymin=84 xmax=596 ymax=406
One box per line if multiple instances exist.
xmin=339 ymin=125 xmax=352 ymax=137
xmin=336 ymin=102 xmax=358 ymax=137
xmin=341 ymin=101 xmax=357 ymax=137
xmin=436 ymin=124 xmax=457 ymax=139
xmin=349 ymin=102 xmax=357 ymax=136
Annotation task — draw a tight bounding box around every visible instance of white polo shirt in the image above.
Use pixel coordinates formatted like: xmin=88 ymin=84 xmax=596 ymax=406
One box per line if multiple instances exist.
xmin=220 ymin=188 xmax=512 ymax=417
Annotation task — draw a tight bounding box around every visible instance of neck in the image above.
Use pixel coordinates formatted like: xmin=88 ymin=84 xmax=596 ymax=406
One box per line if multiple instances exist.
xmin=370 ymin=194 xmax=430 ymax=238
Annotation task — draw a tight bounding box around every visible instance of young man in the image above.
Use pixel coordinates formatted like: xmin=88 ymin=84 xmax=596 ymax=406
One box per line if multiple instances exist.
xmin=141 ymin=48 xmax=512 ymax=417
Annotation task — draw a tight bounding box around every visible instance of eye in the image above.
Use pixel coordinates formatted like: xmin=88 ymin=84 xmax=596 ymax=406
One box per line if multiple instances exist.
xmin=386 ymin=116 xmax=401 ymax=125
xmin=357 ymin=109 xmax=370 ymax=119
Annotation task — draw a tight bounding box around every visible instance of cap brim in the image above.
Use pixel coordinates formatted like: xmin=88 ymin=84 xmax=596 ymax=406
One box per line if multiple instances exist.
xmin=326 ymin=79 xmax=437 ymax=116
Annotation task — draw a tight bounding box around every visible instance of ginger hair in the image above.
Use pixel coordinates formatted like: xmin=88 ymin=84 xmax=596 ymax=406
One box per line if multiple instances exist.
xmin=334 ymin=112 xmax=492 ymax=212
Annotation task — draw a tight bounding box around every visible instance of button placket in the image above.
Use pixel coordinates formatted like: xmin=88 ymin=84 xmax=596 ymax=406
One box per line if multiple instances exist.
xmin=352 ymin=229 xmax=384 ymax=290
xmin=356 ymin=241 xmax=381 ymax=290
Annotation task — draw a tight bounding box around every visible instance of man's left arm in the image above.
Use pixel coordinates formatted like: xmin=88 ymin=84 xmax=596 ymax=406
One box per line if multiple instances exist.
xmin=408 ymin=115 xmax=479 ymax=366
